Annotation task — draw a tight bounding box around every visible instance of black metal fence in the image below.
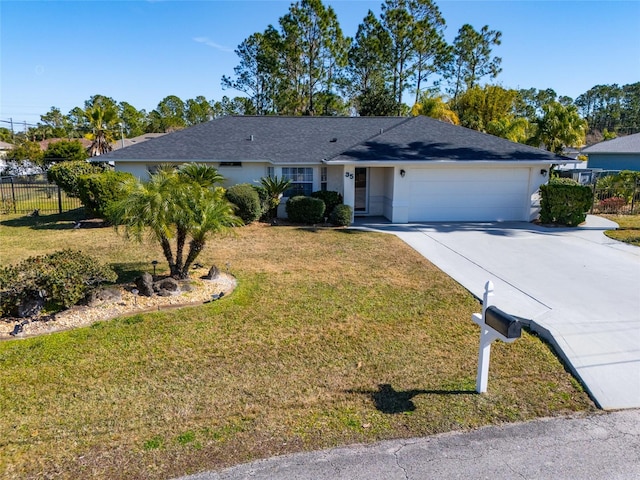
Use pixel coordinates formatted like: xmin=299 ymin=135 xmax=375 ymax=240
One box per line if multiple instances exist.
xmin=559 ymin=169 xmax=640 ymax=216
xmin=591 ymin=185 xmax=640 ymax=215
xmin=0 ymin=174 xmax=83 ymax=214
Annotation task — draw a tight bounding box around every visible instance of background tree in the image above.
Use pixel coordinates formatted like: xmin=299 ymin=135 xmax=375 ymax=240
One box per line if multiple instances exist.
xmin=455 ymin=85 xmax=516 ymax=129
xmin=118 ymin=102 xmax=148 ymax=137
xmin=148 ymin=95 xmax=187 ymax=132
xmin=108 ymin=164 xmax=241 ymax=279
xmin=529 ymin=102 xmax=587 ymax=154
xmin=5 ymin=140 xmax=43 ymax=165
xmin=222 ymin=30 xmax=280 ymax=115
xmin=347 ymin=10 xmax=394 ymax=115
xmin=407 ymin=0 xmax=451 ymax=105
xmin=485 ymin=116 xmax=531 ymax=143
xmin=0 ymin=127 xmax=12 ymax=143
xmin=575 ymin=82 xmax=640 ymax=138
xmin=84 ymin=95 xmax=121 ymax=156
xmin=411 ymin=91 xmax=459 ymax=124
xmin=514 ymin=88 xmax=562 ymax=121
xmin=621 ymin=82 xmax=640 ymax=134
xmin=42 ymin=140 xmax=88 ymax=164
xmin=380 ymin=0 xmax=416 ymax=114
xmin=40 ymin=107 xmax=70 ymax=138
xmin=211 ymin=96 xmax=252 ymax=117
xmin=277 ymin=0 xmax=349 ymax=115
xmin=356 ymin=87 xmax=399 ymax=116
xmin=185 ymin=96 xmax=214 ymax=126
xmin=450 ymin=24 xmax=502 ymax=101
xmin=66 ymin=106 xmax=88 ymax=138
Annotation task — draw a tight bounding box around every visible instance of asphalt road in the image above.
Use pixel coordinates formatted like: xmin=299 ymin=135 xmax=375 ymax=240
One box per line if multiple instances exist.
xmin=177 ymin=410 xmax=640 ymax=480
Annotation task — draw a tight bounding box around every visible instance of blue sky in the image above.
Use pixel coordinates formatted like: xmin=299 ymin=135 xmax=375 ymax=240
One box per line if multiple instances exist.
xmin=1 ymin=0 xmax=639 ymax=128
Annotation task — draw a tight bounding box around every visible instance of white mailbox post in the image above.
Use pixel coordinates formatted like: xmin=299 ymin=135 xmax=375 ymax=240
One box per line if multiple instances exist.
xmin=472 ymin=281 xmax=522 ymax=393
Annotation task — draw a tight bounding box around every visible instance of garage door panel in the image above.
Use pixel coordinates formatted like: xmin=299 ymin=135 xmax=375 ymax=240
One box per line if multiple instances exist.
xmin=407 ymin=167 xmax=530 ymax=222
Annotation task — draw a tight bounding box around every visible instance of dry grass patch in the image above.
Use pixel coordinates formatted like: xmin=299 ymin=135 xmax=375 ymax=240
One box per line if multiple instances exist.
xmin=0 ymin=216 xmax=595 ymax=479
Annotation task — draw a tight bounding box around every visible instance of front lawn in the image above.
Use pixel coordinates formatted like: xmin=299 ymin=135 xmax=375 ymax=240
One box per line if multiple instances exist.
xmin=0 ymin=214 xmax=595 ymax=479
xmin=602 ymin=214 xmax=640 ymax=246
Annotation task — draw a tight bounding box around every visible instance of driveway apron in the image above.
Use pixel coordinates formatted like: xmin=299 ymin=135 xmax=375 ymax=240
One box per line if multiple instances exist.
xmin=357 ymin=216 xmax=640 ymax=410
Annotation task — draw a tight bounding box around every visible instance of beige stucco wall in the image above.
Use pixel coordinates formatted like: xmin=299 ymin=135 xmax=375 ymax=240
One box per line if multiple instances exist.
xmin=115 ymin=161 xmax=270 ymax=188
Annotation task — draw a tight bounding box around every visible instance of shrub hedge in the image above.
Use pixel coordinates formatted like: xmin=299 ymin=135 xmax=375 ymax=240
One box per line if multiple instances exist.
xmin=311 ymin=190 xmax=343 ymax=216
xmin=252 ymin=185 xmax=270 ymax=219
xmin=330 ymin=204 xmax=353 ymax=226
xmin=540 ymin=178 xmax=593 ymax=226
xmin=77 ymin=171 xmax=134 ymax=219
xmin=47 ymin=161 xmax=106 ymax=197
xmin=0 ymin=250 xmax=117 ymax=317
xmin=286 ymin=196 xmax=326 ymax=224
xmin=225 ymin=183 xmax=262 ymax=224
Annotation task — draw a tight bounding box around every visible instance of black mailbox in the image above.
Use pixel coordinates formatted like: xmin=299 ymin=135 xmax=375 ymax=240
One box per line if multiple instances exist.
xmin=484 ymin=306 xmax=522 ymax=339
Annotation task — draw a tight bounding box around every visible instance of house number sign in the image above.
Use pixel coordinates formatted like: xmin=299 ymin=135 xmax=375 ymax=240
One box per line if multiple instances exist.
xmin=345 ymin=172 xmax=354 ymax=179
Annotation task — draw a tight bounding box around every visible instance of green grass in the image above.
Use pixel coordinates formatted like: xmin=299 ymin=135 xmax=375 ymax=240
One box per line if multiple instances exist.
xmin=0 ymin=215 xmax=596 ymax=479
xmin=602 ymin=214 xmax=640 ymax=246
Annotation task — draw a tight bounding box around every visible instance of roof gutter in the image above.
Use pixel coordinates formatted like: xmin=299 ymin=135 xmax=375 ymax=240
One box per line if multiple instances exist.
xmin=324 ymin=159 xmax=566 ymax=166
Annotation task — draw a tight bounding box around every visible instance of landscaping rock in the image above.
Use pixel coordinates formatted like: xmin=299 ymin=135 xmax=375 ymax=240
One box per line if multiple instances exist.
xmin=204 ymin=265 xmax=220 ymax=280
xmin=85 ymin=288 xmax=123 ymax=307
xmin=154 ymin=277 xmax=181 ymax=297
xmin=135 ymin=273 xmax=155 ymax=297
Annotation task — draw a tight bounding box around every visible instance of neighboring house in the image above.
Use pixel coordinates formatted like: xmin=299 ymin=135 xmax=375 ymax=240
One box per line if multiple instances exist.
xmin=0 ymin=140 xmax=14 ymax=159
xmin=111 ymin=133 xmax=167 ymax=151
xmin=38 ymin=138 xmax=92 ymax=151
xmin=583 ymin=133 xmax=640 ymax=172
xmin=103 ymin=116 xmax=570 ymax=223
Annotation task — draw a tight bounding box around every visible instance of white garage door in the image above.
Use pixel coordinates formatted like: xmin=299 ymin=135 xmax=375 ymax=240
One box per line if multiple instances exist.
xmin=408 ymin=167 xmax=530 ymax=222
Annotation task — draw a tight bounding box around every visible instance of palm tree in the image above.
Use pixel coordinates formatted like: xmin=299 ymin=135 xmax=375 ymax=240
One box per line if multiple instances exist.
xmin=259 ymin=175 xmax=292 ymax=218
xmin=108 ymin=164 xmax=241 ymax=279
xmin=85 ymin=102 xmax=120 ymax=157
xmin=486 ymin=117 xmax=531 ymax=143
xmin=530 ymin=102 xmax=587 ymax=155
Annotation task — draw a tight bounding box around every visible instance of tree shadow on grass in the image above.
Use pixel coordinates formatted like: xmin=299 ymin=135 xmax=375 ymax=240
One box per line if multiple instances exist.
xmin=347 ymin=383 xmax=476 ymax=414
xmin=293 ymin=226 xmax=369 ymax=234
xmin=336 ymin=228 xmax=368 ymax=235
xmin=0 ymin=208 xmax=98 ymax=230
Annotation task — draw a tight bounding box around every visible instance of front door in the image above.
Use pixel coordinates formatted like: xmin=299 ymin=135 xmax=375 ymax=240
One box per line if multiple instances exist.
xmin=354 ymin=167 xmax=368 ymax=213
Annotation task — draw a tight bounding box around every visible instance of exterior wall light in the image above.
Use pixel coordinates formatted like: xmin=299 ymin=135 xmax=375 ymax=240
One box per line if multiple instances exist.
xmin=540 ymin=169 xmax=548 ymax=176
xmin=400 ymin=169 xmax=406 ymax=177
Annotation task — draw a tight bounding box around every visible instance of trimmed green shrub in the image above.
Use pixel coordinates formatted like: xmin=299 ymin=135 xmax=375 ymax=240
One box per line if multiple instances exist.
xmin=225 ymin=183 xmax=261 ymax=224
xmin=47 ymin=160 xmax=105 ymax=197
xmin=77 ymin=171 xmax=135 ymax=219
xmin=0 ymin=250 xmax=117 ymax=317
xmin=311 ymin=190 xmax=343 ymax=216
xmin=286 ymin=196 xmax=326 ymax=224
xmin=330 ymin=204 xmax=353 ymax=226
xmin=253 ymin=185 xmax=270 ymax=219
xmin=540 ymin=178 xmax=593 ymax=226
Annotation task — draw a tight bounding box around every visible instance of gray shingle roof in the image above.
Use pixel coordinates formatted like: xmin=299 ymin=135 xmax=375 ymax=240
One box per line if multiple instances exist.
xmin=581 ymin=133 xmax=640 ymax=154
xmin=103 ymin=115 xmax=569 ymax=164
xmin=331 ymin=116 xmax=567 ymax=162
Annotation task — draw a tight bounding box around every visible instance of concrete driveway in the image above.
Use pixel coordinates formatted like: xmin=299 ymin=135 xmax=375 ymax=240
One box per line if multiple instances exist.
xmin=356 ymin=216 xmax=640 ymax=410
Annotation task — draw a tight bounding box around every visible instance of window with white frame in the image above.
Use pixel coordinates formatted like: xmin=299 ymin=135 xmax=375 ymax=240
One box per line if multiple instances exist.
xmin=282 ymin=167 xmax=313 ymax=197
xmin=266 ymin=166 xmax=275 ymax=178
